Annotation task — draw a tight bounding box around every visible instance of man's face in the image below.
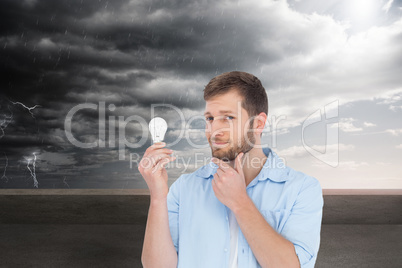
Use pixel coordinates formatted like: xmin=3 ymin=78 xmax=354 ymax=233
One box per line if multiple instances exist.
xmin=204 ymin=90 xmax=255 ymax=161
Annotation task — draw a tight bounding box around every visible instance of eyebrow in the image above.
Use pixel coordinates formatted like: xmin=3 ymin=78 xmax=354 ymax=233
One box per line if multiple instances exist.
xmin=204 ymin=110 xmax=235 ymax=116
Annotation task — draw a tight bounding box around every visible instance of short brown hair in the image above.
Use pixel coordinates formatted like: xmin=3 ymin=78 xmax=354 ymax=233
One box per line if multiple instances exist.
xmin=203 ymin=71 xmax=268 ymax=119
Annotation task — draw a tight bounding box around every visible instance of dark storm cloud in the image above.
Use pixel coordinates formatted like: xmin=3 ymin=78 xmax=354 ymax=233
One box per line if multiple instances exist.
xmin=0 ymin=0 xmax=284 ymax=97
xmin=1 ymin=0 xmax=287 ymax=122
xmin=2 ymin=0 xmax=402 ymax=188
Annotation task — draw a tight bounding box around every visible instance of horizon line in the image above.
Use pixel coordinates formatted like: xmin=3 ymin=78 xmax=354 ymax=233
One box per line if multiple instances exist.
xmin=0 ymin=189 xmax=401 ymax=195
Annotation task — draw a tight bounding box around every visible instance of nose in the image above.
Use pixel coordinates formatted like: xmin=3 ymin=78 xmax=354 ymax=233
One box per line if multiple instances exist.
xmin=212 ymin=127 xmax=224 ymax=138
xmin=206 ymin=118 xmax=232 ymax=139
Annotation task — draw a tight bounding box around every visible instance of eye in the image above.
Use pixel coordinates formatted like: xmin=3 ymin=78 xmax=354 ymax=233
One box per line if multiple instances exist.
xmin=225 ymin=116 xmax=234 ymax=120
xmin=205 ymin=117 xmax=213 ymax=121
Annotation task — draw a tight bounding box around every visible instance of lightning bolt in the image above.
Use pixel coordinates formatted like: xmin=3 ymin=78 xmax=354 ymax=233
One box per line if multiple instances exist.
xmin=0 ymin=105 xmax=13 ymax=139
xmin=26 ymin=153 xmax=39 ymax=188
xmin=1 ymin=152 xmax=8 ymax=183
xmin=63 ymin=176 xmax=70 ymax=188
xmin=1 ymin=100 xmax=43 ymax=188
xmin=9 ymin=101 xmax=41 ymax=118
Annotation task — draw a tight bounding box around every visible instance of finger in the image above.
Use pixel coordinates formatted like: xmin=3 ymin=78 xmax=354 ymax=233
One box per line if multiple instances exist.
xmin=141 ymin=153 xmax=172 ymax=170
xmin=152 ymin=156 xmax=172 ymax=173
xmin=211 ymin=157 xmax=230 ymax=172
xmin=212 ymin=174 xmax=219 ymax=185
xmin=235 ymin=152 xmax=244 ymax=173
xmin=216 ymin=168 xmax=224 ymax=178
xmin=213 ymin=171 xmax=220 ymax=183
xmin=148 ymin=148 xmax=173 ymax=158
xmin=152 ymin=156 xmax=176 ymax=173
xmin=145 ymin=142 xmax=167 ymax=155
xmin=152 ymin=141 xmax=166 ymax=147
xmin=212 ymin=175 xmax=221 ymax=188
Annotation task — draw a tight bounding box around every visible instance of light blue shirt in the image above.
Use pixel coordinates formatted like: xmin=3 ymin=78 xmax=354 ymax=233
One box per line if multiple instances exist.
xmin=167 ymin=148 xmax=324 ymax=268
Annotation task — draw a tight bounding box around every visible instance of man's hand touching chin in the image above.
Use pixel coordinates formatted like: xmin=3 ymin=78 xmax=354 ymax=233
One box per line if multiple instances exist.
xmin=211 ymin=152 xmax=249 ymax=211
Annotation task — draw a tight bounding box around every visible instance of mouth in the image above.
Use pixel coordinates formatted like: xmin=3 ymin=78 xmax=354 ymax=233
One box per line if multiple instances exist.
xmin=211 ymin=141 xmax=229 ymax=147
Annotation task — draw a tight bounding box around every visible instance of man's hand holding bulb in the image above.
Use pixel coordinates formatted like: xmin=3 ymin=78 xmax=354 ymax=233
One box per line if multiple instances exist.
xmin=138 ymin=117 xmax=175 ymax=201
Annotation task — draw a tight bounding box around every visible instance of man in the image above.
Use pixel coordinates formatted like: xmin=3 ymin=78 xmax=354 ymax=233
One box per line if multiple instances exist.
xmin=139 ymin=71 xmax=323 ymax=268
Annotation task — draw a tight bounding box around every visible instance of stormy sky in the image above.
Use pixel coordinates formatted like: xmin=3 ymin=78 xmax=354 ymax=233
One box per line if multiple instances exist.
xmin=0 ymin=0 xmax=401 ymax=189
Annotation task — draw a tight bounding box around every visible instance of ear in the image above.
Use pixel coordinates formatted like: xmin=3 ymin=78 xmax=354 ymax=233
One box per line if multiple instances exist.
xmin=253 ymin=112 xmax=267 ymax=136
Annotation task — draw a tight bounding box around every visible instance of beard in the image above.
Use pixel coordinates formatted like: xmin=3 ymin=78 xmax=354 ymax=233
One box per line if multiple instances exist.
xmin=210 ymin=130 xmax=255 ymax=162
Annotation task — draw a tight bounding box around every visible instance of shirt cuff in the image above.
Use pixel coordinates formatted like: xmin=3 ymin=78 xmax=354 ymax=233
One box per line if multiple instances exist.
xmin=294 ymin=244 xmax=314 ymax=267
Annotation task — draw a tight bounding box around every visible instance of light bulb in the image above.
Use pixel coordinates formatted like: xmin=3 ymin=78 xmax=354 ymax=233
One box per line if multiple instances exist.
xmin=149 ymin=117 xmax=168 ymax=143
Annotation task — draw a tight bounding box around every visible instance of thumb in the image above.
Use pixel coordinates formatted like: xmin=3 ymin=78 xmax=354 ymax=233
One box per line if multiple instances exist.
xmin=235 ymin=152 xmax=244 ymax=172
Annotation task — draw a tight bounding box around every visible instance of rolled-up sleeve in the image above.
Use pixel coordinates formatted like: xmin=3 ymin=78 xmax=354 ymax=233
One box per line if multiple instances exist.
xmin=167 ymin=176 xmax=181 ymax=253
xmin=281 ymin=176 xmax=324 ymax=268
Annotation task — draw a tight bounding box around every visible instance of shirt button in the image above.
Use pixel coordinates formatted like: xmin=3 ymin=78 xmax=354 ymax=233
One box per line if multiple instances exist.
xmin=226 ymin=216 xmax=228 ymax=221
xmin=224 ymin=248 xmax=228 ymax=252
xmin=242 ymin=249 xmax=245 ymax=253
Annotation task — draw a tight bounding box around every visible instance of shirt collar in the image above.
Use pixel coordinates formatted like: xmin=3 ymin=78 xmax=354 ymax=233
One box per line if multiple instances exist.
xmin=195 ymin=147 xmax=289 ymax=183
